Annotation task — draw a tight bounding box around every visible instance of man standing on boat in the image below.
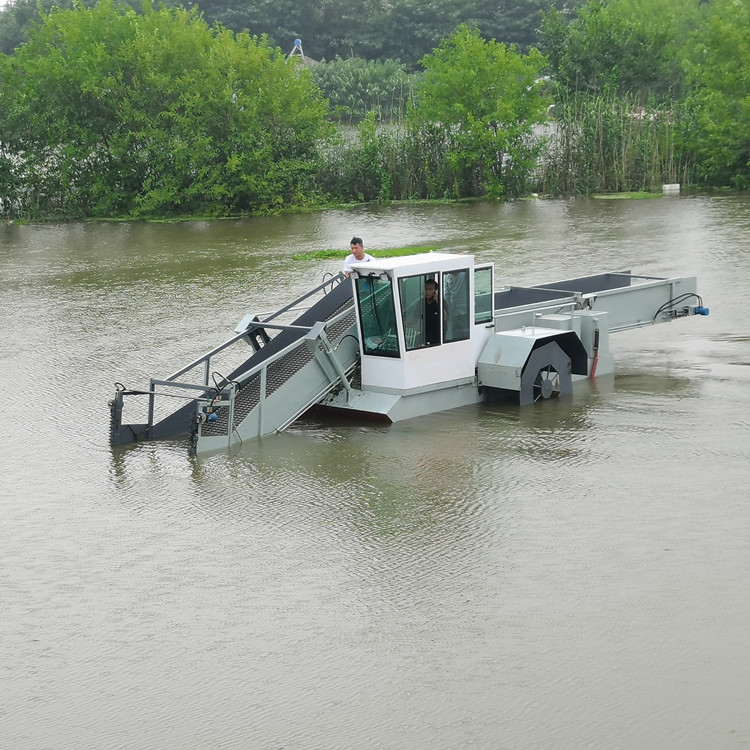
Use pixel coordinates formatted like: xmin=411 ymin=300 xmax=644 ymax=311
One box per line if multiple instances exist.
xmin=343 ymin=237 xmax=374 ymax=277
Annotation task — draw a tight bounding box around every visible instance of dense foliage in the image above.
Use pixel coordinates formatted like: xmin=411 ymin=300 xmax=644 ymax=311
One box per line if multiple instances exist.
xmin=538 ymin=0 xmax=750 ymax=192
xmin=540 ymin=0 xmax=699 ymax=102
xmin=2 ymin=0 xmax=750 ymax=220
xmin=0 ymin=1 xmax=332 ymax=218
xmin=681 ymin=0 xmax=750 ymax=188
xmin=144 ymin=0 xmax=583 ymax=70
xmin=310 ymin=57 xmax=412 ymax=124
xmin=412 ymin=25 xmax=547 ymax=198
xmin=537 ymin=92 xmax=695 ymax=195
xmin=315 ymin=29 xmax=547 ymax=203
xmin=0 ymin=0 xmax=586 ymax=61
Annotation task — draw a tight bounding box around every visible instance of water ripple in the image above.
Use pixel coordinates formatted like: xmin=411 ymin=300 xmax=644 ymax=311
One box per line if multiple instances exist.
xmin=4 ymin=199 xmax=750 ymax=750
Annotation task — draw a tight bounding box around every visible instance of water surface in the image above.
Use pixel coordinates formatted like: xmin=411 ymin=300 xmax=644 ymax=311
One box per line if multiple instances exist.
xmin=2 ymin=195 xmax=749 ymax=749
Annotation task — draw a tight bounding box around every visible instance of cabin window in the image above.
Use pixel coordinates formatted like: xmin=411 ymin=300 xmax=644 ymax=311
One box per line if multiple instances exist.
xmin=474 ymin=266 xmax=493 ymax=324
xmin=442 ymin=268 xmax=471 ymax=343
xmin=355 ymin=275 xmax=400 ymax=357
xmin=399 ymin=274 xmax=440 ymax=349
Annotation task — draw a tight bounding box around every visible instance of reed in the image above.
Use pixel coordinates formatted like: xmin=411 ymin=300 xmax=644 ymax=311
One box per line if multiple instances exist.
xmin=317 ymin=117 xmax=508 ymax=203
xmin=535 ymin=92 xmax=697 ymax=195
xmin=316 ymin=92 xmax=699 ymax=204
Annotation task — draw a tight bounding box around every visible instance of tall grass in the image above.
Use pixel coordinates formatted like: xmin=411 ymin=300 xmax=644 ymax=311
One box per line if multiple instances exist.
xmin=317 ymin=116 xmax=538 ymax=203
xmin=535 ymin=93 xmax=697 ymax=195
xmin=316 ymin=93 xmax=699 ymax=205
xmin=316 ymin=116 xmax=459 ymax=202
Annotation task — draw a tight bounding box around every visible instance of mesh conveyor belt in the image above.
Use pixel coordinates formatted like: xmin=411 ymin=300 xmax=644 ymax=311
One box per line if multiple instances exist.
xmin=200 ymin=302 xmax=356 ymax=438
xmin=144 ymin=280 xmax=354 ymax=441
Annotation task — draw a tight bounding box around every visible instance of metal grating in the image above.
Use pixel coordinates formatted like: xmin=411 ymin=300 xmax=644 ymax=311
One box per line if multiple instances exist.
xmin=200 ymin=301 xmax=355 ymax=439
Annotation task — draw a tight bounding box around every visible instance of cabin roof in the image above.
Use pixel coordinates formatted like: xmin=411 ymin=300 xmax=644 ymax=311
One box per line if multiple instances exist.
xmin=350 ymin=252 xmax=474 ymax=276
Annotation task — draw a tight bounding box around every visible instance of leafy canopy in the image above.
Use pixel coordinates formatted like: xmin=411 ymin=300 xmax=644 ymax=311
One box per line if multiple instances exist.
xmin=682 ymin=0 xmax=750 ymax=187
xmin=541 ymin=0 xmax=701 ymax=101
xmin=0 ymin=0 xmax=332 ymax=218
xmin=413 ymin=24 xmax=548 ymax=197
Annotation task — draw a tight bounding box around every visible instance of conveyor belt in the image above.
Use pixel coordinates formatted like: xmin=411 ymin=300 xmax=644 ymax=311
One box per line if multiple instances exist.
xmin=201 ymin=299 xmax=356 ymax=438
xmin=147 ymin=279 xmax=354 ymax=442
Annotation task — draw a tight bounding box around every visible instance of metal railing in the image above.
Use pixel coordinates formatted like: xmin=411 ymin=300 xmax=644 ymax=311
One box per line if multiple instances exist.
xmin=194 ymin=303 xmax=359 ymax=446
xmin=127 ymin=274 xmax=349 ymax=436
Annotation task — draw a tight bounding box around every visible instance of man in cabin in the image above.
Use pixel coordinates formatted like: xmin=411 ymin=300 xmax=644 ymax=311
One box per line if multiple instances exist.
xmin=343 ymin=236 xmax=374 ymax=277
xmin=424 ymin=278 xmax=441 ymax=346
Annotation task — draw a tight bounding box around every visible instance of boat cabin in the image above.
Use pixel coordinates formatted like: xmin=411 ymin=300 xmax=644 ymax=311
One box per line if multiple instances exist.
xmin=348 ymin=253 xmax=494 ymax=392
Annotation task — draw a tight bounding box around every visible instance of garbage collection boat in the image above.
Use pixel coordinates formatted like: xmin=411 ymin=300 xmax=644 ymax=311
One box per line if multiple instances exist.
xmin=109 ymin=252 xmax=709 ymax=454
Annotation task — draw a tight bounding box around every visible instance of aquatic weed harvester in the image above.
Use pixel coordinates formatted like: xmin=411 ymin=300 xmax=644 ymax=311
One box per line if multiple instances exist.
xmin=110 ymin=253 xmax=708 ymax=454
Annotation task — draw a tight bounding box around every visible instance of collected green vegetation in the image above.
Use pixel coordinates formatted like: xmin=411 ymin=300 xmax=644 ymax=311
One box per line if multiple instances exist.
xmin=592 ymin=192 xmax=664 ymax=200
xmin=1 ymin=0 xmax=749 ymax=222
xmin=291 ymin=245 xmax=436 ymax=261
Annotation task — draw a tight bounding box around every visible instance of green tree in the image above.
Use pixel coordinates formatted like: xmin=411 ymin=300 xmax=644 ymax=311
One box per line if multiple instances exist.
xmin=541 ymin=0 xmax=701 ymax=102
xmin=468 ymin=0 xmax=589 ymax=53
xmin=683 ymin=0 xmax=750 ymax=187
xmin=187 ymin=0 xmax=403 ymax=64
xmin=174 ymin=0 xmax=584 ymax=71
xmin=311 ymin=57 xmax=412 ymax=123
xmin=0 ymin=0 xmax=332 ymax=219
xmin=375 ymin=0 xmax=465 ymax=68
xmin=0 ymin=0 xmax=73 ymax=54
xmin=0 ymin=0 xmax=150 ymax=55
xmin=411 ymin=24 xmax=548 ymax=198
xmin=1 ymin=0 xmax=590 ymax=69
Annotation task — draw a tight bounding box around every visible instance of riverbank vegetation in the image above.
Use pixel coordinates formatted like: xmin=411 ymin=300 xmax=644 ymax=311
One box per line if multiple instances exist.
xmin=0 ymin=0 xmax=588 ymax=65
xmin=1 ymin=0 xmax=749 ymax=221
xmin=291 ymin=244 xmax=436 ymax=261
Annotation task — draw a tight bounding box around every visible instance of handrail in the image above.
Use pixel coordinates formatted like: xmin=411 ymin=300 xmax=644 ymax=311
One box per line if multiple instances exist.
xmin=164 ymin=329 xmax=256 ymax=383
xmin=196 ymin=303 xmax=358 ymax=444
xmin=226 ymin=304 xmax=356 ymax=391
xmin=149 ymin=301 xmax=355 ymax=406
xmin=261 ymin=273 xmax=346 ymax=324
xmin=115 ymin=273 xmax=352 ymax=443
xmin=163 ymin=273 xmax=347 ymax=384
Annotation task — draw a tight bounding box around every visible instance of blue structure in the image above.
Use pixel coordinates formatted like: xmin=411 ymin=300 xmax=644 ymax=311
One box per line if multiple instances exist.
xmin=288 ymin=38 xmax=304 ymax=61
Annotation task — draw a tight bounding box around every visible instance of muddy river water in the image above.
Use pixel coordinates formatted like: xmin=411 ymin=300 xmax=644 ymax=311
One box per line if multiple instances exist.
xmin=2 ymin=194 xmax=749 ymax=749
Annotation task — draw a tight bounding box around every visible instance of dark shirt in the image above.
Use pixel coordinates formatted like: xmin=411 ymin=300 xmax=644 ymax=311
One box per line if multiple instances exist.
xmin=425 ymin=298 xmax=440 ymax=346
